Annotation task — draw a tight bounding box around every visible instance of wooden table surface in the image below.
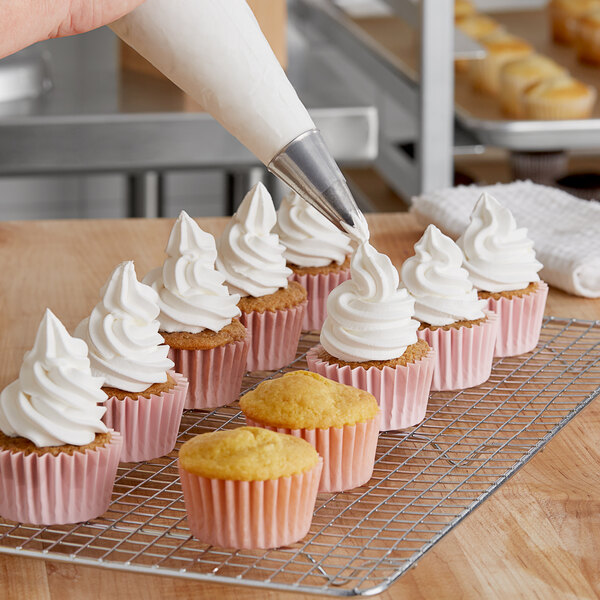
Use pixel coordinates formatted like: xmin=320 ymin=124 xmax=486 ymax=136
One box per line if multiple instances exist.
xmin=1 ymin=213 xmax=599 ymax=600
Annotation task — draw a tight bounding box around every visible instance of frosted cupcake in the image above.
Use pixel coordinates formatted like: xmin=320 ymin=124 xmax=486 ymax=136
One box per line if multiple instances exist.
xmin=401 ymin=225 xmax=499 ymax=391
xmin=178 ymin=427 xmax=322 ymax=549
xmin=217 ymin=183 xmax=307 ymax=371
xmin=240 ymin=371 xmax=379 ymax=493
xmin=144 ymin=211 xmax=249 ymax=409
xmin=0 ymin=309 xmax=122 ymax=524
xmin=307 ymin=242 xmax=435 ymax=431
xmin=76 ymin=261 xmax=188 ymax=462
xmin=275 ymin=190 xmax=352 ymax=331
xmin=457 ymin=193 xmax=547 ymax=357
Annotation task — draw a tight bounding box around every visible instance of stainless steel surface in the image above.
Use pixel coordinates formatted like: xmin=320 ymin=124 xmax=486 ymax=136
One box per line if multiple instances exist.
xmin=268 ymin=129 xmax=364 ymax=233
xmin=1 ymin=318 xmax=598 ymax=596
xmin=0 ymin=53 xmax=52 ymax=104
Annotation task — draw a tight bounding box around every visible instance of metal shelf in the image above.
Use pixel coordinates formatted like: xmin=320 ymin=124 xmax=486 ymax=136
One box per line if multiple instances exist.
xmin=1 ymin=317 xmax=599 ymax=596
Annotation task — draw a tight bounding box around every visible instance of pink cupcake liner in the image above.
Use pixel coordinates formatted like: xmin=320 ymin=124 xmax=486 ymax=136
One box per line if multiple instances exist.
xmin=306 ymin=347 xmax=435 ymax=432
xmin=483 ymin=281 xmax=548 ymax=357
xmin=0 ymin=431 xmax=122 ymax=525
xmin=244 ymin=417 xmax=378 ymax=493
xmin=102 ymin=371 xmax=188 ymax=462
xmin=290 ymin=269 xmax=351 ymax=331
xmin=417 ymin=312 xmax=499 ymax=391
xmin=239 ymin=301 xmax=307 ymax=371
xmin=168 ymin=337 xmax=250 ymax=410
xmin=178 ymin=457 xmax=323 ymax=549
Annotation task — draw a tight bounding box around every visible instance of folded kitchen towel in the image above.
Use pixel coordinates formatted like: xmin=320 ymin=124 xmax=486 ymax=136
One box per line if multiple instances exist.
xmin=411 ymin=180 xmax=600 ymax=298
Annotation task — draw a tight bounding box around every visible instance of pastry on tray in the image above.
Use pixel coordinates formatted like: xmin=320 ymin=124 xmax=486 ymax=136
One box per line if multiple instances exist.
xmin=549 ymin=0 xmax=600 ymax=45
xmin=217 ymin=182 xmax=307 ymax=371
xmin=457 ymin=192 xmax=548 ymax=357
xmin=575 ymin=7 xmax=600 ymax=65
xmin=178 ymin=426 xmax=322 ymax=549
xmin=240 ymin=370 xmax=379 ymax=493
xmin=454 ymin=0 xmax=476 ymax=21
xmin=144 ymin=211 xmax=248 ymax=410
xmin=401 ymin=225 xmax=498 ymax=392
xmin=77 ymin=261 xmax=188 ymax=462
xmin=454 ymin=13 xmax=503 ymax=72
xmin=275 ymin=190 xmax=352 ymax=331
xmin=306 ymin=241 xmax=435 ymax=432
xmin=0 ymin=309 xmax=122 ymax=525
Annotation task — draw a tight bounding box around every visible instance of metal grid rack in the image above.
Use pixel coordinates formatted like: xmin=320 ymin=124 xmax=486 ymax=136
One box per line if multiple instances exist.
xmin=1 ymin=317 xmax=599 ymax=596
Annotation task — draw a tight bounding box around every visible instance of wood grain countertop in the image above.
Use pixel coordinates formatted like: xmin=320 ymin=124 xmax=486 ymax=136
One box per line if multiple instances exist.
xmin=0 ymin=213 xmax=598 ymax=600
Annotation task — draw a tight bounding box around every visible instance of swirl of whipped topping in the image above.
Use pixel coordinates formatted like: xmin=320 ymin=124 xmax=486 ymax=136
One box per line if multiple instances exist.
xmin=401 ymin=225 xmax=486 ymax=327
xmin=456 ymin=192 xmax=542 ymax=293
xmin=0 ymin=309 xmax=108 ymax=447
xmin=320 ymin=242 xmax=419 ymax=362
xmin=216 ymin=182 xmax=292 ymax=297
xmin=144 ymin=211 xmax=241 ymax=333
xmin=76 ymin=261 xmax=173 ymax=393
xmin=274 ymin=191 xmax=352 ymax=267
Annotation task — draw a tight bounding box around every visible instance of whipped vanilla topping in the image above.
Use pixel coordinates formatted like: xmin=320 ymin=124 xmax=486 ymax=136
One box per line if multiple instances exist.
xmin=457 ymin=192 xmax=543 ymax=293
xmin=76 ymin=261 xmax=173 ymax=393
xmin=401 ymin=225 xmax=486 ymax=326
xmin=275 ymin=191 xmax=352 ymax=268
xmin=144 ymin=211 xmax=241 ymax=333
xmin=0 ymin=309 xmax=108 ymax=447
xmin=320 ymin=242 xmax=419 ymax=362
xmin=216 ymin=182 xmax=292 ymax=297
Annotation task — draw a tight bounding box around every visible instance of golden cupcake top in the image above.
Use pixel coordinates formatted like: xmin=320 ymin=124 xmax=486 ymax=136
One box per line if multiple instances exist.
xmin=552 ymin=0 xmax=600 ymax=13
xmin=455 ymin=14 xmax=502 ymax=40
xmin=479 ymin=30 xmax=533 ymax=56
xmin=524 ymin=75 xmax=595 ymax=100
xmin=454 ymin=0 xmax=476 ymax=20
xmin=178 ymin=426 xmax=319 ymax=481
xmin=239 ymin=371 xmax=379 ymax=429
xmin=579 ymin=7 xmax=600 ymax=25
xmin=501 ymin=54 xmax=566 ymax=79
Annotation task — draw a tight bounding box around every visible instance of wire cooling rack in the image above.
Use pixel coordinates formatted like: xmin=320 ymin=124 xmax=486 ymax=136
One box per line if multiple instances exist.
xmin=0 ymin=317 xmax=599 ymax=596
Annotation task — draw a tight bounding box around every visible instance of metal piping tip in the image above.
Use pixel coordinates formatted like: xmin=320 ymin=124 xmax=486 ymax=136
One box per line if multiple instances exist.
xmin=268 ymin=129 xmax=369 ymax=241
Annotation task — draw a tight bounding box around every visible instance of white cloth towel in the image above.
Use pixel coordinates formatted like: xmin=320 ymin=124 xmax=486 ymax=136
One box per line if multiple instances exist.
xmin=411 ymin=181 xmax=600 ymax=298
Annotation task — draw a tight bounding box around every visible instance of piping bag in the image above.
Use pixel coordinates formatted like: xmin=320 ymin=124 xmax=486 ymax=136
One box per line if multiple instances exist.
xmin=111 ymin=0 xmax=368 ymax=240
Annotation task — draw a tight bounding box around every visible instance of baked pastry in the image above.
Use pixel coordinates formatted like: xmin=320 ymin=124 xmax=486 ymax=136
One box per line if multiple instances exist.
xmin=454 ymin=14 xmax=503 ymax=72
xmin=455 ymin=0 xmax=476 ymax=21
xmin=275 ymin=190 xmax=352 ymax=330
xmin=550 ymin=0 xmax=600 ymax=45
xmin=457 ymin=192 xmax=548 ymax=357
xmin=178 ymin=426 xmax=322 ymax=549
xmin=401 ymin=225 xmax=498 ymax=391
xmin=144 ymin=211 xmax=249 ymax=410
xmin=0 ymin=309 xmax=122 ymax=524
xmin=217 ymin=183 xmax=307 ymax=371
xmin=240 ymin=370 xmax=379 ymax=492
xmin=576 ymin=8 xmax=600 ymax=64
xmin=76 ymin=261 xmax=188 ymax=461
xmin=499 ymin=54 xmax=568 ymax=117
xmin=522 ymin=75 xmax=597 ymax=119
xmin=306 ymin=241 xmax=435 ymax=431
xmin=469 ymin=30 xmax=533 ymax=95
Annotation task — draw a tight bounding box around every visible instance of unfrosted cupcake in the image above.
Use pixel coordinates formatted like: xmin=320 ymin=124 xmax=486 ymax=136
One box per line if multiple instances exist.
xmin=144 ymin=211 xmax=249 ymax=410
xmin=401 ymin=225 xmax=498 ymax=391
xmin=457 ymin=192 xmax=547 ymax=357
xmin=217 ymin=183 xmax=307 ymax=371
xmin=550 ymin=0 xmax=600 ymax=45
xmin=240 ymin=370 xmax=379 ymax=493
xmin=0 ymin=309 xmax=122 ymax=524
xmin=455 ymin=0 xmax=476 ymax=21
xmin=576 ymin=8 xmax=600 ymax=64
xmin=76 ymin=261 xmax=187 ymax=462
xmin=275 ymin=190 xmax=352 ymax=331
xmin=307 ymin=242 xmax=435 ymax=431
xmin=454 ymin=14 xmax=503 ymax=72
xmin=523 ymin=75 xmax=597 ymax=119
xmin=178 ymin=426 xmax=322 ymax=549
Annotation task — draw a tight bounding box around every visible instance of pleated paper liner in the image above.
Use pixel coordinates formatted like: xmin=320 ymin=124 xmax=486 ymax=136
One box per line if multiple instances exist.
xmin=239 ymin=301 xmax=306 ymax=371
xmin=103 ymin=371 xmax=188 ymax=462
xmin=417 ymin=312 xmax=499 ymax=392
xmin=244 ymin=417 xmax=378 ymax=493
xmin=0 ymin=430 xmax=122 ymax=525
xmin=483 ymin=281 xmax=548 ymax=357
xmin=168 ymin=337 xmax=250 ymax=410
xmin=307 ymin=347 xmax=436 ymax=432
xmin=290 ymin=269 xmax=351 ymax=331
xmin=178 ymin=457 xmax=323 ymax=549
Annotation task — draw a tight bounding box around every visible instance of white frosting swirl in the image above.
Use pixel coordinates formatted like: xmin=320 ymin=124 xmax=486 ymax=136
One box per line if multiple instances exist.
xmin=0 ymin=309 xmax=108 ymax=447
xmin=274 ymin=191 xmax=352 ymax=267
xmin=457 ymin=192 xmax=543 ymax=293
xmin=144 ymin=211 xmax=241 ymax=333
xmin=216 ymin=182 xmax=292 ymax=297
xmin=401 ymin=225 xmax=486 ymax=326
xmin=320 ymin=242 xmax=419 ymax=362
xmin=76 ymin=261 xmax=173 ymax=393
